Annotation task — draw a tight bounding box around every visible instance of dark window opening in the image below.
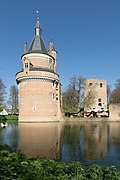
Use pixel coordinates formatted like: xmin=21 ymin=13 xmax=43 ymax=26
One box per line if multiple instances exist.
xmin=98 ymin=103 xmax=102 ymax=106
xmin=89 ymin=83 xmax=92 ymax=86
xmin=100 ymin=83 xmax=102 ymax=88
xmin=25 ymin=63 xmax=28 ymax=68
xmin=56 ymin=94 xmax=58 ymax=100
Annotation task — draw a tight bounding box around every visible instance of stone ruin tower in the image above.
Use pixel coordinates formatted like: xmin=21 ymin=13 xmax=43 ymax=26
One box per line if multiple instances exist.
xmin=16 ymin=20 xmax=63 ymax=122
xmin=84 ymin=77 xmax=107 ymax=112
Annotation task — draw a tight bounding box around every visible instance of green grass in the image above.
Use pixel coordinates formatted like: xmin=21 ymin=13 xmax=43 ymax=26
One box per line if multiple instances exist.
xmin=0 ymin=144 xmax=120 ymax=180
xmin=0 ymin=115 xmax=18 ymax=122
xmin=5 ymin=115 xmax=18 ymax=121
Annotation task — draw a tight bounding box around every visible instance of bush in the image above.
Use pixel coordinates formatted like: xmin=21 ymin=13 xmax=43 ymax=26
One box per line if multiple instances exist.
xmin=5 ymin=115 xmax=18 ymax=121
xmin=0 ymin=144 xmax=120 ymax=180
xmin=0 ymin=115 xmax=7 ymax=122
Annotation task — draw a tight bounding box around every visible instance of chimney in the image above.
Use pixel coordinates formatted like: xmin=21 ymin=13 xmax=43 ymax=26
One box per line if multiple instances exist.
xmin=24 ymin=42 xmax=27 ymax=53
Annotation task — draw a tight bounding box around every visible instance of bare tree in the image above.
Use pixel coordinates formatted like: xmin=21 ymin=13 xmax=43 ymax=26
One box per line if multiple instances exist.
xmin=0 ymin=78 xmax=6 ymax=111
xmin=69 ymin=75 xmax=85 ymax=108
xmin=115 ymin=79 xmax=120 ymax=89
xmin=110 ymin=79 xmax=120 ymax=104
xmin=62 ymin=75 xmax=85 ymax=113
xmin=110 ymin=89 xmax=120 ymax=103
xmin=62 ymin=86 xmax=79 ymax=113
xmin=107 ymin=84 xmax=111 ymax=105
xmin=8 ymin=85 xmax=18 ymax=114
xmin=77 ymin=76 xmax=85 ymax=109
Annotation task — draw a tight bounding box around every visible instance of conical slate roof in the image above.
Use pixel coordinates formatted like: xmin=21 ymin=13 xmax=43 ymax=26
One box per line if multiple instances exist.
xmin=28 ymin=20 xmax=47 ymax=54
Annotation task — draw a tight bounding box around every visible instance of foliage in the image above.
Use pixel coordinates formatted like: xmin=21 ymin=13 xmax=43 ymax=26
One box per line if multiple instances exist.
xmin=0 ymin=144 xmax=120 ymax=180
xmin=0 ymin=115 xmax=18 ymax=122
xmin=0 ymin=106 xmax=3 ymax=112
xmin=5 ymin=115 xmax=18 ymax=121
xmin=63 ymin=103 xmax=78 ymax=113
xmin=0 ymin=115 xmax=18 ymax=124
xmin=0 ymin=115 xmax=7 ymax=122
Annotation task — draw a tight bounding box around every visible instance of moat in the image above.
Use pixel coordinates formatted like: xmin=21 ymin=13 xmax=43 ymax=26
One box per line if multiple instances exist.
xmin=0 ymin=120 xmax=120 ymax=170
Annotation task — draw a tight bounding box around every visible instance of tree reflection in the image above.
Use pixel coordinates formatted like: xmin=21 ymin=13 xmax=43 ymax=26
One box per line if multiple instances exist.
xmin=62 ymin=122 xmax=108 ymax=161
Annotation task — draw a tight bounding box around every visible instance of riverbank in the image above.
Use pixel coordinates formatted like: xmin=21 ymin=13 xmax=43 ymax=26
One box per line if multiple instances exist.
xmin=0 ymin=115 xmax=18 ymax=122
xmin=0 ymin=144 xmax=120 ymax=179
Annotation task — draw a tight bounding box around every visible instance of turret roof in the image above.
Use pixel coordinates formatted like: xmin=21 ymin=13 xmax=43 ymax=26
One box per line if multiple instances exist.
xmin=28 ymin=19 xmax=48 ymax=54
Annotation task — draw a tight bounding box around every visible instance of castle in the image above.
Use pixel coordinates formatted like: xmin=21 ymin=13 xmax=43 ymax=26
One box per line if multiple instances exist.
xmin=84 ymin=77 xmax=107 ymax=116
xmin=16 ymin=20 xmax=63 ymax=122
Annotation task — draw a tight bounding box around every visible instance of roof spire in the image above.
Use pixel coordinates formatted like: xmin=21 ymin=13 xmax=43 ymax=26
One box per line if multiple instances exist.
xmin=36 ymin=10 xmax=39 ymax=20
xmin=35 ymin=11 xmax=42 ymax=35
xmin=28 ymin=16 xmax=47 ymax=54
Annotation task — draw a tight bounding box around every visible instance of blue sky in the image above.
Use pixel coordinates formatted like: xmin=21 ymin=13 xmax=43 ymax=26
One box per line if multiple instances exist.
xmin=0 ymin=0 xmax=120 ymax=95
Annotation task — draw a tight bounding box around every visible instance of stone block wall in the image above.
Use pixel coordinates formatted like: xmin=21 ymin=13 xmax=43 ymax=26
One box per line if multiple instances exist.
xmin=109 ymin=104 xmax=120 ymax=121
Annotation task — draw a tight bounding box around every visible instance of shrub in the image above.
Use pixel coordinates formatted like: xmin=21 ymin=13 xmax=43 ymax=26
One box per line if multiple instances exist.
xmin=0 ymin=144 xmax=120 ymax=180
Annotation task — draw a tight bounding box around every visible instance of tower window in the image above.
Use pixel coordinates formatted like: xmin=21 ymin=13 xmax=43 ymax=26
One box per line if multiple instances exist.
xmin=98 ymin=98 xmax=101 ymax=102
xmin=100 ymin=83 xmax=102 ymax=88
xmin=52 ymin=93 xmax=55 ymax=99
xmin=56 ymin=94 xmax=58 ymax=100
xmin=56 ymin=82 xmax=58 ymax=90
xmin=89 ymin=83 xmax=92 ymax=86
xmin=98 ymin=103 xmax=102 ymax=106
xmin=25 ymin=63 xmax=28 ymax=68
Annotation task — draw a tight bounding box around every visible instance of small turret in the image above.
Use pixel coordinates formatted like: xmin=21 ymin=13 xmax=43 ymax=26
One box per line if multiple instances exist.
xmin=24 ymin=42 xmax=27 ymax=53
xmin=48 ymin=39 xmax=57 ymax=72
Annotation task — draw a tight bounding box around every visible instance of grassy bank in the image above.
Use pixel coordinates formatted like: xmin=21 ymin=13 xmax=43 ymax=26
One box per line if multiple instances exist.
xmin=0 ymin=144 xmax=120 ymax=180
xmin=0 ymin=115 xmax=18 ymax=122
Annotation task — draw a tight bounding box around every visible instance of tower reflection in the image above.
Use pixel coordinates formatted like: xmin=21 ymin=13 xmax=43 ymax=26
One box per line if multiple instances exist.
xmin=19 ymin=122 xmax=64 ymax=159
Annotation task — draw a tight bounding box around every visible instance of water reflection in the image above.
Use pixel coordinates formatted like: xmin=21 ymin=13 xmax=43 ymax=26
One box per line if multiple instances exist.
xmin=19 ymin=122 xmax=64 ymax=159
xmin=61 ymin=122 xmax=108 ymax=162
xmin=84 ymin=123 xmax=108 ymax=160
xmin=0 ymin=122 xmax=19 ymax=150
xmin=0 ymin=121 xmax=120 ymax=169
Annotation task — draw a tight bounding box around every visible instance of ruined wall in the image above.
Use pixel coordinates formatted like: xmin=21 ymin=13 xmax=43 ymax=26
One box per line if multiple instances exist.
xmin=109 ymin=104 xmax=120 ymax=121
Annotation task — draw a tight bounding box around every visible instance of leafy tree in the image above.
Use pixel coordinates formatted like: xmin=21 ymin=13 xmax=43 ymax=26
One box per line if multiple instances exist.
xmin=8 ymin=85 xmax=18 ymax=114
xmin=0 ymin=78 xmax=6 ymax=111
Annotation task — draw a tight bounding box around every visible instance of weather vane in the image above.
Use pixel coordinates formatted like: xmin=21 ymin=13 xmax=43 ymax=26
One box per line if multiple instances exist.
xmin=36 ymin=10 xmax=39 ymax=20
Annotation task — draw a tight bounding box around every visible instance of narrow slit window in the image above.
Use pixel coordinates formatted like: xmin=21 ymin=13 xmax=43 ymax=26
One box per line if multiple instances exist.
xmin=25 ymin=63 xmax=28 ymax=68
xmin=100 ymin=83 xmax=102 ymax=88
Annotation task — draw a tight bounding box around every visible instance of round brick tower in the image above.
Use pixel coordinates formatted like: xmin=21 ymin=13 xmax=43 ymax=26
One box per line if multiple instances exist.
xmin=16 ymin=20 xmax=63 ymax=122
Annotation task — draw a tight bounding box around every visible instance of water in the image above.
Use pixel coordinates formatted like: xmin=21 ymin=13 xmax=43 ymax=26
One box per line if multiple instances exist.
xmin=0 ymin=120 xmax=120 ymax=170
